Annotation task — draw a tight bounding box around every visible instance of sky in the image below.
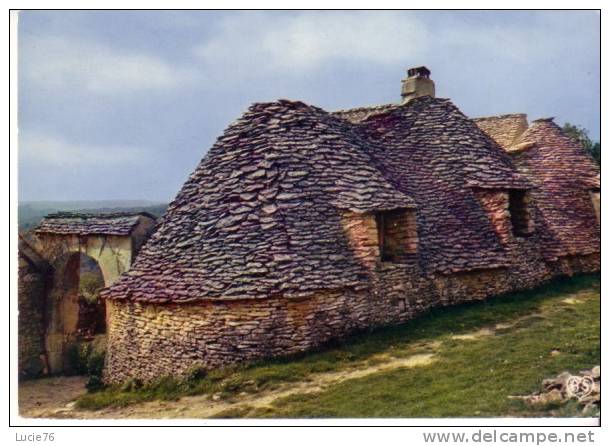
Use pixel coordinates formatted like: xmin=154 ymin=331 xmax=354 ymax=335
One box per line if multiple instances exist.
xmin=17 ymin=10 xmax=600 ymax=202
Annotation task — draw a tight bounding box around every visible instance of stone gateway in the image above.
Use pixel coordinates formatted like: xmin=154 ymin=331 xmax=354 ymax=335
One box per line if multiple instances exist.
xmin=18 ymin=213 xmax=156 ymax=376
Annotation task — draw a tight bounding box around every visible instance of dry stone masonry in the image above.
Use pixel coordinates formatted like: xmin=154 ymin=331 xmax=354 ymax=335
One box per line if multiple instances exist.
xmin=19 ymin=66 xmax=599 ymax=383
xmin=101 ymin=68 xmax=600 ymax=383
xmin=473 ymin=114 xmax=529 ymax=149
xmin=18 ymin=236 xmax=50 ymax=378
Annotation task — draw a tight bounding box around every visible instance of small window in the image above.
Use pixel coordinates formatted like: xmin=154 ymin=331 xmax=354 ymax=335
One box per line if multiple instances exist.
xmin=508 ymin=190 xmax=532 ymax=236
xmin=376 ymin=209 xmax=417 ymax=262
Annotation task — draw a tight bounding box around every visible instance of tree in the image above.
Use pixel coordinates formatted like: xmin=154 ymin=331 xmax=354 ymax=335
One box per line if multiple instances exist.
xmin=562 ymin=123 xmax=601 ymax=165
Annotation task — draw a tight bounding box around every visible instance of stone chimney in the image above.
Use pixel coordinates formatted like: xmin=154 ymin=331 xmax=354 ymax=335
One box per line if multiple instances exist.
xmin=401 ymin=66 xmax=435 ymax=104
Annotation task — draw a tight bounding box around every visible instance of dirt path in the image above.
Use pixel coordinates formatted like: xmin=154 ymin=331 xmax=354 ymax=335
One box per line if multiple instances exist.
xmin=19 ymin=353 xmax=437 ymax=419
xmin=19 ymin=376 xmax=88 ymax=418
xmin=14 ymin=322 xmax=532 ymax=419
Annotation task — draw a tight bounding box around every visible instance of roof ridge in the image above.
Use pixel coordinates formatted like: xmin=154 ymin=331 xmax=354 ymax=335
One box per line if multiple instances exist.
xmin=44 ymin=211 xmax=153 ymax=219
xmin=473 ymin=113 xmax=527 ymax=121
xmin=333 ymin=103 xmax=397 ymax=114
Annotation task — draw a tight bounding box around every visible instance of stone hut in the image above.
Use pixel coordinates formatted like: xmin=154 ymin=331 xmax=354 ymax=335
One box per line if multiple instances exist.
xmin=101 ymin=67 xmax=600 ymax=383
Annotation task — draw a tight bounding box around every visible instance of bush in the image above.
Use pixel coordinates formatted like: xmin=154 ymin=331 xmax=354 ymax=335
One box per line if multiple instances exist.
xmin=65 ymin=341 xmax=106 ymax=392
xmin=184 ymin=364 xmax=207 ymax=383
xmin=87 ymin=350 xmax=105 ymax=377
xmin=65 ymin=343 xmax=92 ymax=375
xmin=86 ymin=375 xmax=105 ymax=393
xmin=120 ymin=377 xmax=143 ymax=392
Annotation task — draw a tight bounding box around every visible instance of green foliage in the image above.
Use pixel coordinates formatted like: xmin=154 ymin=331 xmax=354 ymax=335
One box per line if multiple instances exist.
xmin=79 ymin=271 xmax=104 ymax=304
xmin=65 ymin=343 xmax=92 ymax=375
xmin=86 ymin=375 xmax=105 ymax=393
xmin=75 ymin=274 xmax=599 ymax=417
xmin=66 ymin=341 xmax=106 ymax=394
xmin=184 ymin=364 xmax=207 ymax=382
xmin=120 ymin=378 xmax=144 ymax=393
xmin=86 ymin=349 xmax=106 ymax=377
xmin=562 ymin=123 xmax=601 ymax=165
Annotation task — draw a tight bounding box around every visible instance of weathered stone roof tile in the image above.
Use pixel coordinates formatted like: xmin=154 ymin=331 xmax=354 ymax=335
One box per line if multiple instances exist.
xmin=36 ymin=212 xmax=154 ymax=236
xmin=473 ymin=114 xmax=529 ymax=150
xmin=508 ymin=118 xmax=600 ymax=259
xmin=103 ymin=100 xmax=415 ymax=303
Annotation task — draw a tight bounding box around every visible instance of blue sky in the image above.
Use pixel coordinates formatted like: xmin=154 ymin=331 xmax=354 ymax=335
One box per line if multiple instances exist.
xmin=18 ymin=10 xmax=600 ymax=202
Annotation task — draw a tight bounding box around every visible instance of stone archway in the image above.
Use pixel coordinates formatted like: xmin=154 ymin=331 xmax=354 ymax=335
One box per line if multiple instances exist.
xmin=23 ymin=212 xmax=157 ymax=374
xmin=76 ymin=254 xmax=107 ymax=338
xmin=44 ymin=251 xmax=109 ymax=372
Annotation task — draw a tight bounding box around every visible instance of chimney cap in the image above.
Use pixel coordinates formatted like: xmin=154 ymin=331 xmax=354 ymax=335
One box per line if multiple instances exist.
xmin=407 ymin=66 xmax=431 ymax=78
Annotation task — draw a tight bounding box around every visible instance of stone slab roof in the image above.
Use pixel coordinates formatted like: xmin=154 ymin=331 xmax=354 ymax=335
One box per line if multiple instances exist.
xmin=353 ymin=97 xmax=531 ymax=274
xmin=473 ymin=114 xmax=529 ymax=150
xmin=36 ymin=212 xmax=155 ymax=236
xmin=103 ymin=100 xmax=415 ymax=303
xmin=103 ymin=96 xmax=532 ymax=304
xmin=508 ymin=118 xmax=600 ymax=259
xmin=333 ymin=103 xmax=400 ymax=123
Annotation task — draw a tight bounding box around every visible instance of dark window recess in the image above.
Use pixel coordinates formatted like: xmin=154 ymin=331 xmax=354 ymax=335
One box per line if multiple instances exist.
xmin=376 ymin=209 xmax=417 ymax=262
xmin=508 ymin=190 xmax=531 ymax=236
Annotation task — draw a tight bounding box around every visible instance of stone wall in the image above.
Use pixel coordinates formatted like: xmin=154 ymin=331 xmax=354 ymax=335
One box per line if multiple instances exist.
xmin=106 ymin=260 xmax=597 ymax=384
xmin=18 ymin=254 xmax=47 ymax=378
xmin=38 ymin=234 xmax=137 ymax=373
xmin=103 ymin=267 xmax=501 ymax=383
xmin=104 ymin=207 xmax=599 ymax=383
xmin=105 ymin=254 xmax=598 ymax=384
xmin=473 ymin=114 xmax=529 ymax=149
xmin=551 ymin=253 xmax=601 ymax=277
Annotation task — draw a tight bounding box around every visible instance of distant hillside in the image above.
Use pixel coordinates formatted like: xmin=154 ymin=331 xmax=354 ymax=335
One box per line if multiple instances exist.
xmin=18 ymin=200 xmax=168 ymax=232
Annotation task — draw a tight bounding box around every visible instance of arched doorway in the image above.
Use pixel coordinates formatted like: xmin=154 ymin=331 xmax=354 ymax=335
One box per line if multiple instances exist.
xmin=46 ymin=252 xmax=107 ymax=373
xmin=75 ymin=254 xmax=106 ymax=338
xmin=22 ymin=211 xmax=157 ymax=377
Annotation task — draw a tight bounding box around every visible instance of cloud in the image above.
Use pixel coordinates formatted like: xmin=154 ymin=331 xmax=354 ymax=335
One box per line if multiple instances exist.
xmin=436 ymin=14 xmax=597 ymax=65
xmin=21 ymin=35 xmax=197 ymax=93
xmin=193 ymin=12 xmax=430 ymax=78
xmin=19 ymin=131 xmax=146 ymax=167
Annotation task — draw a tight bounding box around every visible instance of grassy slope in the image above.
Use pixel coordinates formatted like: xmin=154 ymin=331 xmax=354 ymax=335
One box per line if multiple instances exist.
xmin=77 ymin=274 xmax=600 ymax=418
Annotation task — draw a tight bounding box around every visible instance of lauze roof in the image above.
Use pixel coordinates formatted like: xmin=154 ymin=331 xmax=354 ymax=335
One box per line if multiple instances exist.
xmin=36 ymin=212 xmax=154 ymax=236
xmin=345 ymin=97 xmax=530 ymax=274
xmin=471 ymin=111 xmax=600 ymax=260
xmin=103 ymin=96 xmax=534 ymax=304
xmin=473 ymin=114 xmax=529 ymax=150
xmin=509 ymin=118 xmax=600 ymax=259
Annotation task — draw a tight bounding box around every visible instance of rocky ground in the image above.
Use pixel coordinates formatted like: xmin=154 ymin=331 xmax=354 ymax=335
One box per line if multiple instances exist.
xmin=512 ymin=366 xmax=600 ymax=416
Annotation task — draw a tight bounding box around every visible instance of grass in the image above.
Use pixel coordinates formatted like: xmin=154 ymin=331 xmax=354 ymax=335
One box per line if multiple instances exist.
xmin=76 ymin=274 xmax=600 ymax=417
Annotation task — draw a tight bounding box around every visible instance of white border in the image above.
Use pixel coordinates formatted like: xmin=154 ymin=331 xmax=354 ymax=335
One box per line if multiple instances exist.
xmin=5 ymin=3 xmax=606 ymax=442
